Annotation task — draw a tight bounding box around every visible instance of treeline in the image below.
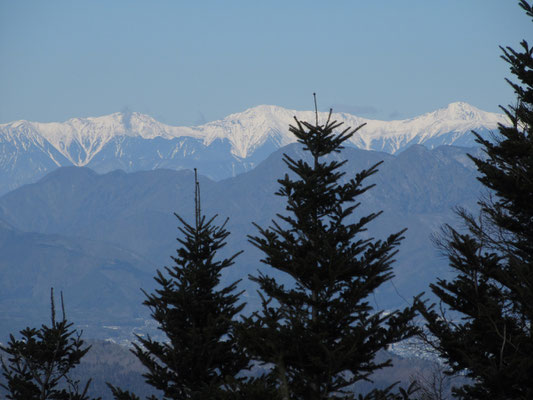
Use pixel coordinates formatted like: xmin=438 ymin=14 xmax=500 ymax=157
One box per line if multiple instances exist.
xmin=37 ymin=342 xmax=468 ymax=400
xmin=1 ymin=1 xmax=532 ymax=399
xmin=0 ymin=338 xmax=462 ymax=399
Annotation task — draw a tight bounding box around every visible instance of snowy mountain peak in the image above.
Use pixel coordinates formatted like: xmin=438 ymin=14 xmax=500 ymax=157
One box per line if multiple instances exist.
xmin=426 ymin=101 xmax=495 ymax=122
xmin=208 ymin=102 xmax=508 ymax=155
xmin=0 ymin=102 xmax=509 ymax=166
xmin=0 ymin=102 xmax=512 ymax=195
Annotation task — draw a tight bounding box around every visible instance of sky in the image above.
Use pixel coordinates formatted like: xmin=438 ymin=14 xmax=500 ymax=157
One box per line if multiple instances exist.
xmin=0 ymin=0 xmax=530 ymax=126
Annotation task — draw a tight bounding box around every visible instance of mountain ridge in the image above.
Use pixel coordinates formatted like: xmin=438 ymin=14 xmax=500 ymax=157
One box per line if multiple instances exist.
xmin=0 ymin=143 xmax=483 ymax=340
xmin=1 ymin=102 xmax=507 ymax=161
xmin=0 ymin=102 xmax=507 ymax=195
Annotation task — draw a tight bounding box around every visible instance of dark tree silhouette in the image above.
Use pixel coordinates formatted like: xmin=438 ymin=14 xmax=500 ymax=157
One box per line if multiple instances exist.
xmin=420 ymin=2 xmax=533 ymax=399
xmin=0 ymin=289 xmax=99 ymax=400
xmin=241 ymin=97 xmax=419 ymax=400
xmin=110 ymin=170 xmax=249 ymax=400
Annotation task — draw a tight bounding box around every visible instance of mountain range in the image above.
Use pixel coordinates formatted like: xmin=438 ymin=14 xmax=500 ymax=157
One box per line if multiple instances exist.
xmin=0 ymin=141 xmax=485 ymax=340
xmin=0 ymin=102 xmax=506 ymax=194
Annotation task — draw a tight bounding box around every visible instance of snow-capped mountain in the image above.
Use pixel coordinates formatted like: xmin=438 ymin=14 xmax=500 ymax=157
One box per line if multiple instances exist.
xmin=0 ymin=102 xmax=507 ymax=194
xmin=203 ymin=101 xmax=507 ymax=156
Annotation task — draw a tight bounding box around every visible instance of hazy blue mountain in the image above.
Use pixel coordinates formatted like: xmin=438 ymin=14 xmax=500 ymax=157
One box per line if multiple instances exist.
xmin=0 ymin=217 xmax=154 ymax=339
xmin=0 ymin=143 xmax=484 ymax=340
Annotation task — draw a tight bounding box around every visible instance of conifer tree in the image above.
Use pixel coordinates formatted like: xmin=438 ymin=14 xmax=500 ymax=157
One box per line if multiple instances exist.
xmin=110 ymin=170 xmax=248 ymax=400
xmin=420 ymin=2 xmax=533 ymax=399
xmin=241 ymin=98 xmax=419 ymax=400
xmin=0 ymin=289 xmax=99 ymax=400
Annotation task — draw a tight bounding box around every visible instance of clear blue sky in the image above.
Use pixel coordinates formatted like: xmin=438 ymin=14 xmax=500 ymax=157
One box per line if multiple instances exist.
xmin=0 ymin=0 xmax=530 ymax=125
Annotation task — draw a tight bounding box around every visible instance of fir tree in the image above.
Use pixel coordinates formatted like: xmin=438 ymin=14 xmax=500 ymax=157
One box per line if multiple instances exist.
xmin=0 ymin=289 xmax=99 ymax=400
xmin=241 ymin=97 xmax=419 ymax=400
xmin=420 ymin=2 xmax=533 ymax=399
xmin=110 ymin=170 xmax=248 ymax=400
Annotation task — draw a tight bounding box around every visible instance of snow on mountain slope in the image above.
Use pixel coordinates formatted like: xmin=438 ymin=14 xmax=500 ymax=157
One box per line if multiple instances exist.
xmin=348 ymin=102 xmax=508 ymax=153
xmin=0 ymin=102 xmax=508 ymax=165
xmin=29 ymin=113 xmax=200 ymax=166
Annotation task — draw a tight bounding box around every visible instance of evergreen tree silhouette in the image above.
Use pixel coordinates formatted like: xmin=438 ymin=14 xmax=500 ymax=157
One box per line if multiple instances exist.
xmin=0 ymin=289 xmax=99 ymax=400
xmin=420 ymin=2 xmax=533 ymax=399
xmin=110 ymin=170 xmax=248 ymax=400
xmin=241 ymin=96 xmax=419 ymax=400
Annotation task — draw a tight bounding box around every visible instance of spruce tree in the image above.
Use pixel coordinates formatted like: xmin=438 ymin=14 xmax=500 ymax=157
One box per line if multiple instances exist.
xmin=420 ymin=2 xmax=533 ymax=399
xmin=241 ymin=99 xmax=419 ymax=400
xmin=110 ymin=170 xmax=248 ymax=400
xmin=0 ymin=289 xmax=99 ymax=400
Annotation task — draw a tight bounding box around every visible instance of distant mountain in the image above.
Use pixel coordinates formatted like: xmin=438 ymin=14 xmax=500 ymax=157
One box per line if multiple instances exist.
xmin=0 ymin=143 xmax=484 ymax=340
xmin=0 ymin=102 xmax=505 ymax=194
xmin=0 ymin=217 xmax=154 ymax=338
